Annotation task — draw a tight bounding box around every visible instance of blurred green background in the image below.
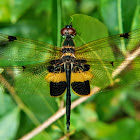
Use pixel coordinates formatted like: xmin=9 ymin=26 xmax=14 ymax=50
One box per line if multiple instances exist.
xmin=0 ymin=0 xmax=140 ymax=140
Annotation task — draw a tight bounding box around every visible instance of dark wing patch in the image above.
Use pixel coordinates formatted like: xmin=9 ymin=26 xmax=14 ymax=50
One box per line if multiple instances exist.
xmin=71 ymin=80 xmax=90 ymax=96
xmin=46 ymin=72 xmax=66 ymax=96
xmin=120 ymin=32 xmax=129 ymax=38
xmin=50 ymin=81 xmax=66 ymax=96
xmin=8 ymin=36 xmax=17 ymax=41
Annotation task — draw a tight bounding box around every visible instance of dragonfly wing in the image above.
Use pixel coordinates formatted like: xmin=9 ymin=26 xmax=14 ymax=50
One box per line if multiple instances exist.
xmin=46 ymin=72 xmax=66 ymax=97
xmin=0 ymin=33 xmax=61 ymax=66
xmin=1 ymin=63 xmax=51 ymax=96
xmin=0 ymin=33 xmax=63 ymax=96
xmin=71 ymin=71 xmax=92 ymax=96
xmin=2 ymin=62 xmax=66 ymax=96
xmin=2 ymin=62 xmax=68 ymax=96
xmin=75 ymin=29 xmax=140 ymax=89
xmin=75 ymin=28 xmax=140 ymax=55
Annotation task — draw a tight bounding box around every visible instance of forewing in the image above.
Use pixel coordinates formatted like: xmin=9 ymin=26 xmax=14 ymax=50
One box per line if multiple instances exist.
xmin=0 ymin=33 xmax=61 ymax=66
xmin=75 ymin=29 xmax=140 ymax=89
xmin=0 ymin=33 xmax=62 ymax=96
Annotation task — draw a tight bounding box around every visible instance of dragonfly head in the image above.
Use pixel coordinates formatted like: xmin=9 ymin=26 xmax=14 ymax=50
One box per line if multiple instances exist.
xmin=61 ymin=25 xmax=76 ymax=38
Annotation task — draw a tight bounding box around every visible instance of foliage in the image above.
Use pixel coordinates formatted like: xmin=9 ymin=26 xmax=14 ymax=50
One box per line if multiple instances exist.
xmin=0 ymin=0 xmax=140 ymax=140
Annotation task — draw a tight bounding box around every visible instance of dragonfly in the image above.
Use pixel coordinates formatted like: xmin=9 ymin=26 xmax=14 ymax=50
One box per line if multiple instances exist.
xmin=0 ymin=25 xmax=140 ymax=130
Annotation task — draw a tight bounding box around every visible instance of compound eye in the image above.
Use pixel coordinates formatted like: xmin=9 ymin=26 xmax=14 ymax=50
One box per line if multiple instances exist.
xmin=61 ymin=28 xmax=68 ymax=35
xmin=67 ymin=28 xmax=76 ymax=36
xmin=61 ymin=27 xmax=76 ymax=36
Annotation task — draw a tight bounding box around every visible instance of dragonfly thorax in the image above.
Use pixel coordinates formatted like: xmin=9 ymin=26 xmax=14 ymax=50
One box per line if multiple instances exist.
xmin=61 ymin=29 xmax=76 ymax=63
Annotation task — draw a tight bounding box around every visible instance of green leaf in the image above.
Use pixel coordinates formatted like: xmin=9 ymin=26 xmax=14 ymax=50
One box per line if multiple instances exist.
xmin=0 ymin=91 xmax=20 ymax=140
xmin=19 ymin=95 xmax=58 ymax=121
xmin=131 ymin=0 xmax=140 ymax=29
xmin=112 ymin=119 xmax=140 ymax=140
xmin=100 ymin=0 xmax=118 ymax=34
xmin=71 ymin=14 xmax=108 ymax=47
xmin=10 ymin=0 xmax=35 ymax=23
xmin=122 ymin=99 xmax=136 ymax=117
xmin=95 ymin=90 xmax=123 ymax=121
xmin=100 ymin=0 xmax=139 ymax=34
xmin=0 ymin=108 xmax=20 ymax=140
xmin=84 ymin=118 xmax=140 ymax=140
xmin=71 ymin=103 xmax=98 ymax=130
xmin=0 ymin=92 xmax=17 ymax=117
xmin=0 ymin=1 xmax=10 ymax=22
xmin=121 ymin=0 xmax=139 ymax=31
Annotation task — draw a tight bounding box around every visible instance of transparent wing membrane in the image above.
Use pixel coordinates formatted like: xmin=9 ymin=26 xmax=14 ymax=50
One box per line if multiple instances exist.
xmin=0 ymin=29 xmax=140 ymax=96
xmin=0 ymin=33 xmax=62 ymax=96
xmin=0 ymin=33 xmax=61 ymax=66
xmin=75 ymin=28 xmax=140 ymax=54
xmin=75 ymin=29 xmax=140 ymax=90
xmin=2 ymin=63 xmax=51 ymax=96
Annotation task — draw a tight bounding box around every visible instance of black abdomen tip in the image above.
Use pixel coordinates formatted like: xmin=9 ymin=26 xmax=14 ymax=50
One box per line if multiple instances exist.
xmin=67 ymin=124 xmax=69 ymax=131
